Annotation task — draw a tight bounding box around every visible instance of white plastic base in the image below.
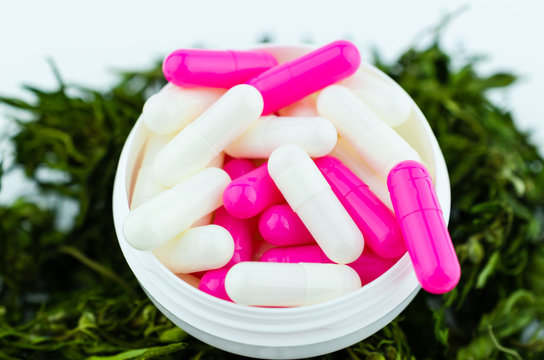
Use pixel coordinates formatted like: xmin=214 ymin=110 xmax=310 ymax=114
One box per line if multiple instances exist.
xmin=112 ymin=44 xmax=451 ymax=359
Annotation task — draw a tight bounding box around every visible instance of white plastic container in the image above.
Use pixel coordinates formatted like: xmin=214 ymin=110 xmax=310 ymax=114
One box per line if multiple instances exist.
xmin=112 ymin=44 xmax=451 ymax=359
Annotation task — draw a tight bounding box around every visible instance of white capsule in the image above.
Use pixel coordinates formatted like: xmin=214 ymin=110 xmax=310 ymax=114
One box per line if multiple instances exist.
xmin=186 ymin=150 xmax=224 ymax=227
xmin=330 ymin=138 xmax=393 ymax=210
xmin=131 ymin=131 xmax=173 ymax=209
xmin=225 ymin=115 xmax=337 ymax=158
xmin=268 ymin=144 xmax=364 ymax=264
xmin=225 ymin=262 xmax=361 ymax=306
xmin=341 ymin=71 xmax=412 ymax=127
xmin=317 ymin=85 xmax=421 ymax=179
xmin=153 ymin=225 xmax=234 ymax=273
xmin=142 ymin=84 xmax=224 ymax=135
xmin=123 ymin=167 xmax=230 ymax=251
xmin=154 ymin=84 xmax=263 ymax=187
xmin=278 ymin=96 xmax=318 ymax=116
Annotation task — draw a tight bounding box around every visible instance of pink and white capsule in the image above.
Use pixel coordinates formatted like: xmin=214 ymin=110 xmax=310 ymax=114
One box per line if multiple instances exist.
xmin=154 ymin=85 xmax=263 ymax=187
xmin=388 ymin=160 xmax=460 ymax=294
xmin=123 ymin=167 xmax=230 ymax=250
xmin=223 ymin=163 xmax=284 ymax=219
xmin=258 ymin=204 xmax=314 ymax=246
xmin=225 ymin=115 xmax=337 ymax=158
xmin=153 ymin=225 xmax=234 ymax=273
xmin=163 ymin=49 xmax=277 ymax=88
xmin=260 ymin=245 xmax=397 ymax=285
xmin=315 ymin=156 xmax=405 ymax=258
xmin=268 ymin=144 xmax=364 ymax=264
xmin=225 ymin=262 xmax=361 ymax=306
xmin=317 ymin=85 xmax=420 ymax=179
xmin=142 ymin=84 xmax=224 ymax=135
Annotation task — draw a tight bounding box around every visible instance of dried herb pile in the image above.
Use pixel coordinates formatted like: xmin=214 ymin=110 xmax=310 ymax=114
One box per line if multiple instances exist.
xmin=0 ymin=37 xmax=543 ymax=359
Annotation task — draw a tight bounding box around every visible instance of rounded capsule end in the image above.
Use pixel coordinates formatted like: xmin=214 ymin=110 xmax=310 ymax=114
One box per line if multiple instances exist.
xmin=199 ymin=268 xmax=232 ymax=302
xmin=162 ymin=51 xmax=189 ymax=85
xmin=387 ymin=160 xmax=429 ymax=189
xmin=142 ymin=92 xmax=181 ymax=135
xmin=311 ymin=119 xmax=338 ymax=156
xmin=268 ymin=144 xmax=308 ymax=180
xmin=203 ymin=225 xmax=236 ymax=268
xmin=258 ymin=205 xmax=292 ymax=244
xmin=230 ymin=84 xmax=265 ymax=116
xmin=123 ymin=212 xmax=161 ymax=251
xmin=223 ymin=183 xmax=259 ymax=219
xmin=419 ymin=263 xmax=461 ymax=294
xmin=334 ymin=40 xmax=361 ymax=76
xmin=224 ymin=263 xmax=250 ymax=304
xmin=316 ymin=84 xmax=353 ymax=120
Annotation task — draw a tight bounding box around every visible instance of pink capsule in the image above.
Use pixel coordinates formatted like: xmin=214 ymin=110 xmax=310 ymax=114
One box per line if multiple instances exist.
xmin=163 ymin=49 xmax=277 ymax=88
xmin=260 ymin=245 xmax=397 ymax=285
xmin=223 ymin=163 xmax=284 ymax=219
xmin=260 ymin=243 xmax=323 ymax=263
xmin=213 ymin=206 xmax=255 ymax=267
xmin=387 ymin=160 xmax=461 ymax=294
xmin=346 ymin=249 xmax=398 ymax=285
xmin=222 ymin=158 xmax=257 ymax=179
xmin=247 ymin=40 xmax=360 ymax=115
xmin=198 ymin=268 xmax=233 ymax=302
xmin=258 ymin=204 xmax=314 ymax=246
xmin=315 ymin=156 xmax=406 ymax=258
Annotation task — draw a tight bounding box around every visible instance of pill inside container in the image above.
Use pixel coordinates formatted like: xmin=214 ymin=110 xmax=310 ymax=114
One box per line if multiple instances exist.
xmin=112 ymin=44 xmax=451 ymax=359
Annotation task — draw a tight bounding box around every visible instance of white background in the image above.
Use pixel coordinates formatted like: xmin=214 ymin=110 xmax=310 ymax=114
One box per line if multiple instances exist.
xmin=1 ymin=0 xmax=543 ymax=202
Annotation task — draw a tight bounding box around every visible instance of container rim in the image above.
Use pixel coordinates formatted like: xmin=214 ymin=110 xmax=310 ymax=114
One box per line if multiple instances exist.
xmin=111 ymin=42 xmax=451 ymax=350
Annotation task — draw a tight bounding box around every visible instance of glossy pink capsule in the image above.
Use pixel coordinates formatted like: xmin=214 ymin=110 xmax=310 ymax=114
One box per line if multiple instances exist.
xmin=222 ymin=158 xmax=257 ymax=179
xmin=198 ymin=268 xmax=233 ymax=302
xmin=387 ymin=160 xmax=461 ymax=294
xmin=315 ymin=156 xmax=405 ymax=258
xmin=163 ymin=49 xmax=277 ymax=88
xmin=247 ymin=40 xmax=361 ymax=115
xmin=212 ymin=159 xmax=257 ymax=267
xmin=258 ymin=204 xmax=314 ymax=246
xmin=260 ymin=245 xmax=397 ymax=285
xmin=260 ymin=243 xmax=323 ymax=263
xmin=347 ymin=249 xmax=398 ymax=285
xmin=223 ymin=163 xmax=284 ymax=219
xmin=213 ymin=206 xmax=255 ymax=267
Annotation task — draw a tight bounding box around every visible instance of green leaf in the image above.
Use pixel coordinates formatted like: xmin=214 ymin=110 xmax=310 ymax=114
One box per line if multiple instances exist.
xmin=476 ymin=251 xmax=500 ymax=288
xmin=87 ymin=343 xmax=187 ymax=360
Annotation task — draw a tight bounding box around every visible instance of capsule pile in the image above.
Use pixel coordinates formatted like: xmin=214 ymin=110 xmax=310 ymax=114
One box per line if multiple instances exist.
xmin=123 ymin=41 xmax=461 ymax=307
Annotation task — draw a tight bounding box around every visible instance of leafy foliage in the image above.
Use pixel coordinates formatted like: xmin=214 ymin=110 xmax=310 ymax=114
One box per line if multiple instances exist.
xmin=1 ymin=38 xmax=543 ymax=359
